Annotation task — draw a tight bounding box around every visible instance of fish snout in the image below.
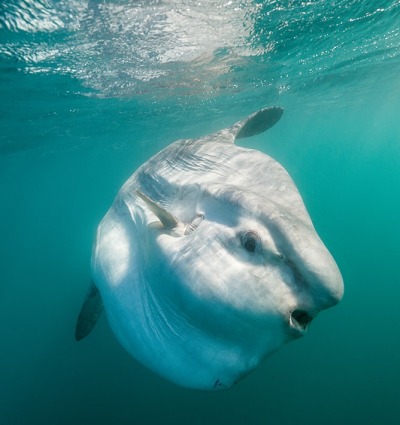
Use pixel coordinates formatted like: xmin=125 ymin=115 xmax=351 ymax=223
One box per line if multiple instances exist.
xmin=285 ymin=246 xmax=344 ymax=338
xmin=286 ymin=232 xmax=344 ymax=312
xmin=311 ymin=259 xmax=344 ymax=311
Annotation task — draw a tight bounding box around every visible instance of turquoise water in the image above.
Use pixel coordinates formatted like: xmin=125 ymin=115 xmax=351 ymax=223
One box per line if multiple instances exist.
xmin=1 ymin=1 xmax=400 ymax=424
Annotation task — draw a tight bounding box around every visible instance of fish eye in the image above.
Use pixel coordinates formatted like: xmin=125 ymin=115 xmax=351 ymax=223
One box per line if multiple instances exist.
xmin=241 ymin=231 xmax=261 ymax=253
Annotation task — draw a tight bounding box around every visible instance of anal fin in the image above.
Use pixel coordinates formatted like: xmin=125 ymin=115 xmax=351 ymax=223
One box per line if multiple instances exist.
xmin=75 ymin=280 xmax=103 ymax=341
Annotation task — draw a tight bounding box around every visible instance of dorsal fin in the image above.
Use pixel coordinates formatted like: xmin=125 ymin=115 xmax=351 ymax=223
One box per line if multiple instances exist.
xmin=136 ymin=190 xmax=179 ymax=229
xmin=75 ymin=280 xmax=103 ymax=341
xmin=210 ymin=106 xmax=283 ymax=144
xmin=234 ymin=106 xmax=283 ymax=140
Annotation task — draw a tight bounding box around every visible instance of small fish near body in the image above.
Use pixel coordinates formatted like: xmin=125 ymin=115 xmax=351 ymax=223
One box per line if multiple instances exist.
xmin=75 ymin=107 xmax=344 ymax=390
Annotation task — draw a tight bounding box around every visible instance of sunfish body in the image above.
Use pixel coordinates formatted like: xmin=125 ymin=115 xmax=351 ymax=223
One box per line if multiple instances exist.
xmin=76 ymin=107 xmax=344 ymax=390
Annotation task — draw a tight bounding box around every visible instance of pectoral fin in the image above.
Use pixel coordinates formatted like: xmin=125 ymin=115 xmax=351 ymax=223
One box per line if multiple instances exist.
xmin=75 ymin=280 xmax=103 ymax=341
xmin=136 ymin=190 xmax=180 ymax=230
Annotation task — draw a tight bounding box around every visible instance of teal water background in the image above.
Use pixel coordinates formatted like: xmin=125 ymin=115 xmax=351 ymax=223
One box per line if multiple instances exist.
xmin=1 ymin=1 xmax=400 ymax=424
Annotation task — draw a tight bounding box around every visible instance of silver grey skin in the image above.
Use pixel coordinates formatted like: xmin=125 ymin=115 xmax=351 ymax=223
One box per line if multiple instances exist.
xmin=76 ymin=107 xmax=344 ymax=390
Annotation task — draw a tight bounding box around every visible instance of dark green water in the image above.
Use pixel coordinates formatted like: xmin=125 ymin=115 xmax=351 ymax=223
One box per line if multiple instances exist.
xmin=1 ymin=1 xmax=400 ymax=424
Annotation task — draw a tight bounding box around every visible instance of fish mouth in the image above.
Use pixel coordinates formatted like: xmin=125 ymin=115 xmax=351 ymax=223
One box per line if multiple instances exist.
xmin=289 ymin=309 xmax=314 ymax=335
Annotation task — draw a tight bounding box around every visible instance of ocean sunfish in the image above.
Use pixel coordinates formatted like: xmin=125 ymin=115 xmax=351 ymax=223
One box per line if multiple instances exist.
xmin=75 ymin=107 xmax=344 ymax=390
